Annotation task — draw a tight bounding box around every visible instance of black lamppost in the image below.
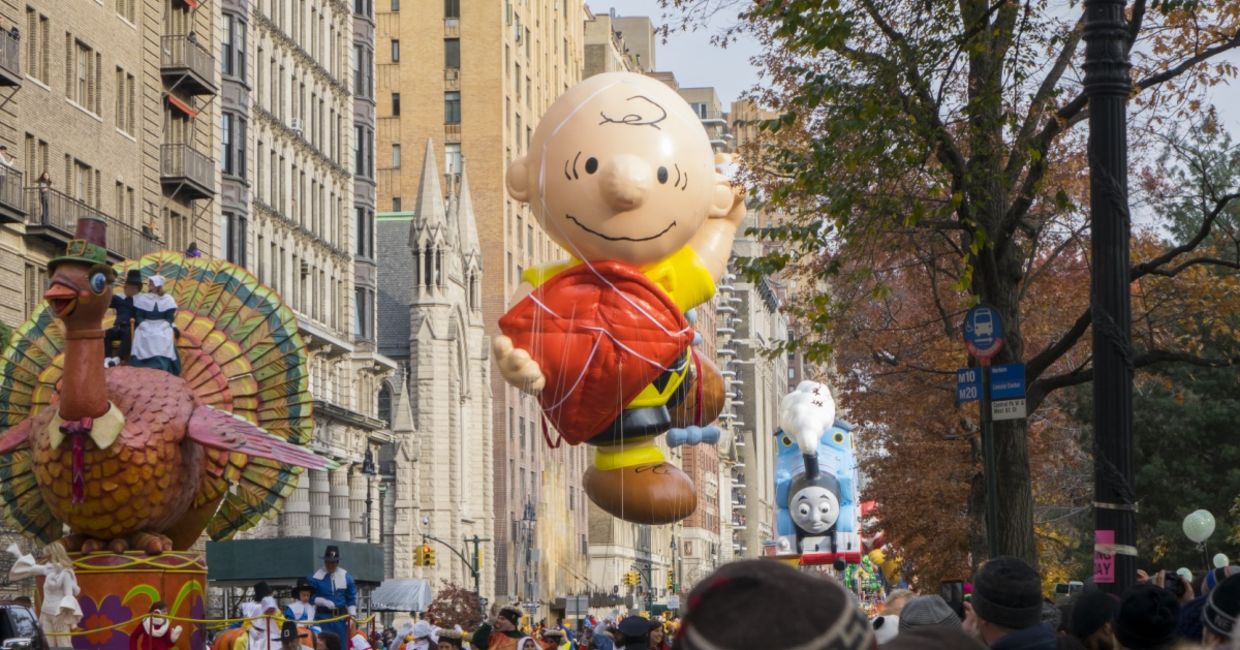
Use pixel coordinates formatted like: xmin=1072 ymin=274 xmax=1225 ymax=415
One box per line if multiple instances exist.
xmin=362 ymin=448 xmax=376 ymax=541
xmin=1084 ymin=0 xmax=1136 ymax=595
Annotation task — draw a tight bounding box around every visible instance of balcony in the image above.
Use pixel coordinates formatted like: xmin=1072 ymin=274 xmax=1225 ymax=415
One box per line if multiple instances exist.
xmin=23 ymin=187 xmax=162 ymax=261
xmin=444 ymin=18 xmax=460 ymax=37
xmin=444 ymin=122 xmax=461 ymax=144
xmin=160 ymin=34 xmax=217 ymax=96
xmin=0 ymin=27 xmax=20 ymax=87
xmin=0 ymin=169 xmax=24 ymax=223
xmin=160 ymin=144 xmax=215 ymax=200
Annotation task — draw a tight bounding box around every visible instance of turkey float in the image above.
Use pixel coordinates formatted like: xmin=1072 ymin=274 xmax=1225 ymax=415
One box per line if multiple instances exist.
xmin=0 ymin=218 xmax=331 ymax=554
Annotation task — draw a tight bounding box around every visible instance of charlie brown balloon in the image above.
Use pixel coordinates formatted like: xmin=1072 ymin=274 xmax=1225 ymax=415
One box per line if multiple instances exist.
xmin=494 ymin=72 xmax=745 ymax=525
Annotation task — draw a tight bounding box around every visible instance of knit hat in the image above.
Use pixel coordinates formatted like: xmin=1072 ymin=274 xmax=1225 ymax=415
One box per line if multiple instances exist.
xmin=676 ymin=559 xmax=875 ymax=650
xmin=971 ymin=556 xmax=1043 ymax=630
xmin=871 ymin=615 xmax=899 ymax=644
xmin=1113 ymin=584 xmax=1179 ymax=649
xmin=412 ymin=620 xmax=434 ymax=639
xmin=1204 ymin=573 xmax=1240 ymax=639
xmin=898 ymin=596 xmax=960 ymax=632
xmin=1068 ymin=591 xmax=1118 ymax=640
xmin=881 ymin=625 xmax=987 ymax=650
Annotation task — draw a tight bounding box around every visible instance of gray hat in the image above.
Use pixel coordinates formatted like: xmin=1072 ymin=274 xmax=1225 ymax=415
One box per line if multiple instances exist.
xmin=898 ymin=596 xmax=960 ymax=632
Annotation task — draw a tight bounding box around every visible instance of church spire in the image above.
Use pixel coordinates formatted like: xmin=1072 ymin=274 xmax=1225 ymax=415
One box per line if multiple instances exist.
xmin=389 ymin=366 xmax=415 ymax=435
xmin=456 ymin=157 xmax=482 ymax=261
xmin=410 ymin=139 xmax=447 ymax=248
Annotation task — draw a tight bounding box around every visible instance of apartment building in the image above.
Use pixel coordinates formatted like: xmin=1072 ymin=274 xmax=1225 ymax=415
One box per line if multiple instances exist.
xmin=214 ymin=0 xmax=398 ymax=559
xmin=373 ymin=0 xmax=590 ymax=611
xmin=0 ymin=0 xmax=215 ymax=329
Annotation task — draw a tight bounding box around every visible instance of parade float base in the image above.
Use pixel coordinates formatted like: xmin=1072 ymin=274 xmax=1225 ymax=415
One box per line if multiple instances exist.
xmin=41 ymin=552 xmax=207 ymax=650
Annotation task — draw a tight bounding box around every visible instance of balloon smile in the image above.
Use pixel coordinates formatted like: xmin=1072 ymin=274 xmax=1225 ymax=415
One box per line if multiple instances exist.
xmin=566 ymin=215 xmax=676 ymax=242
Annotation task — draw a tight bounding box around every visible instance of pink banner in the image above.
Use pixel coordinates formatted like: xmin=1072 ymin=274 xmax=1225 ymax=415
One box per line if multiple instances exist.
xmin=1094 ymin=530 xmax=1116 ymax=584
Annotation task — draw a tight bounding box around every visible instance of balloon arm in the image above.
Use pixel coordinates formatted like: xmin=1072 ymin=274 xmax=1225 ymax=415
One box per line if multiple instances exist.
xmin=690 ymin=212 xmax=742 ymax=284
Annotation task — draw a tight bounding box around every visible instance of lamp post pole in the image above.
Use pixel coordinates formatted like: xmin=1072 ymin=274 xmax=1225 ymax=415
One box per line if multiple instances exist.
xmin=1084 ymin=0 xmax=1137 ymax=595
xmin=362 ymin=448 xmax=376 ymax=541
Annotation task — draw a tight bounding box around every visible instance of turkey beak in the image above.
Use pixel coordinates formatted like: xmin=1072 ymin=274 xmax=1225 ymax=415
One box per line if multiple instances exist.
xmin=44 ymin=282 xmax=79 ymax=318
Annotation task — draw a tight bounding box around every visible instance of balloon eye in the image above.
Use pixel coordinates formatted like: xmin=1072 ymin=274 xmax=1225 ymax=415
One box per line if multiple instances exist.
xmin=798 ymin=504 xmax=810 ymax=516
xmin=820 ymin=503 xmax=832 ymax=513
xmin=657 ymin=166 xmax=669 ymax=184
xmin=833 ymin=432 xmax=845 ymax=443
xmin=584 ymin=157 xmax=598 ymax=174
xmin=781 ymin=436 xmax=792 ymax=447
xmin=89 ymin=272 xmax=108 ymax=294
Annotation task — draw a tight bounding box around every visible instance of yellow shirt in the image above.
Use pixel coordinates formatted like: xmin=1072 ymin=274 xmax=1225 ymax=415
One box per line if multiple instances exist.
xmin=521 ymin=245 xmax=716 ymax=408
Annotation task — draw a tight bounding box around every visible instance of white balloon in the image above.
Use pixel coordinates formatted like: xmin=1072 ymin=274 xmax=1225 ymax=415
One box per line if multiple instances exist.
xmin=1177 ymin=567 xmax=1193 ymax=581
xmin=1183 ymin=509 xmax=1217 ymax=543
xmin=1214 ymin=554 xmax=1230 ymax=569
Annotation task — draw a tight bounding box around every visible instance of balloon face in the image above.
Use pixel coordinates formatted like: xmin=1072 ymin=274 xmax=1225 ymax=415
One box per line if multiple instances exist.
xmin=790 ymin=485 xmax=840 ymax=534
xmin=1183 ymin=509 xmax=1216 ymax=543
xmin=508 ymin=72 xmax=721 ymax=266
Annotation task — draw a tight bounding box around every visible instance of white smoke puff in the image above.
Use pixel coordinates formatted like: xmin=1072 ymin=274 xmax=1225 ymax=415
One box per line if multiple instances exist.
xmin=779 ymin=380 xmax=836 ymax=455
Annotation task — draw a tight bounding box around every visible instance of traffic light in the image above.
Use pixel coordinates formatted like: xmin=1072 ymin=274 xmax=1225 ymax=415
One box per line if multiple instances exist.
xmin=667 ymin=569 xmax=674 ymax=590
xmin=415 ymin=545 xmax=426 ymax=566
xmin=424 ymin=544 xmax=437 ymax=567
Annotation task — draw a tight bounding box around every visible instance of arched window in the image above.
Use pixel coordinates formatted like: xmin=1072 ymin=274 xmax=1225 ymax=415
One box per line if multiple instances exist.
xmin=378 ymin=382 xmax=391 ymax=427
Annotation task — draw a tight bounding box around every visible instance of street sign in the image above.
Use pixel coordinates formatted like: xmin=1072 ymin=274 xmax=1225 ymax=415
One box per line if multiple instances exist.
xmin=992 ymin=398 xmax=1027 ymax=421
xmin=566 ymin=595 xmax=590 ymax=616
xmin=964 ymin=304 xmax=1004 ymax=364
xmin=956 ymin=368 xmax=981 ymax=403
xmin=990 ymin=363 xmax=1026 ymax=400
xmin=667 ymin=595 xmax=681 ymax=610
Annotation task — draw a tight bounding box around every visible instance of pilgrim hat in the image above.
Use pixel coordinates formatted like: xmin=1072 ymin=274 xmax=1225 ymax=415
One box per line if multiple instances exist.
xmin=48 ymin=217 xmax=112 ymax=274
xmin=323 ymin=545 xmax=341 ymax=561
xmin=124 ymin=269 xmax=142 ymax=286
xmin=280 ymin=620 xmax=299 ymax=642
xmin=292 ymin=578 xmax=315 ymax=598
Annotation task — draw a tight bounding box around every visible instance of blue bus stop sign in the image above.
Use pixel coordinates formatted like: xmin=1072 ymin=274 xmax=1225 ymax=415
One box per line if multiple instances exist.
xmin=964 ymin=304 xmax=1004 ymax=364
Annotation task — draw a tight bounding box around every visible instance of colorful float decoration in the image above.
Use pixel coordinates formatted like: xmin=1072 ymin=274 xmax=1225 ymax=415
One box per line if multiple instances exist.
xmin=492 ymin=72 xmax=743 ymax=525
xmin=771 ymin=381 xmax=862 ymax=565
xmin=0 ymin=218 xmax=331 ymax=648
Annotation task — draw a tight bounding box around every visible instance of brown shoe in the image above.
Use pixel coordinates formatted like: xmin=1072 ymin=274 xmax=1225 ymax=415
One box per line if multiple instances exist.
xmin=669 ymin=352 xmax=725 ymax=428
xmin=583 ymin=462 xmax=698 ymax=525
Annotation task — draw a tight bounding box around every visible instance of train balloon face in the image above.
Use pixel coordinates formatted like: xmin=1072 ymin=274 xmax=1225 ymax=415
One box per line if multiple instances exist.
xmin=773 ymin=421 xmax=862 ymax=562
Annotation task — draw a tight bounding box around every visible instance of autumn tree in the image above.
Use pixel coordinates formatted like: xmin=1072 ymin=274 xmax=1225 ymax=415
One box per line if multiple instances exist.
xmin=661 ymin=0 xmax=1240 ymax=567
xmin=425 ymin=582 xmax=483 ymax=632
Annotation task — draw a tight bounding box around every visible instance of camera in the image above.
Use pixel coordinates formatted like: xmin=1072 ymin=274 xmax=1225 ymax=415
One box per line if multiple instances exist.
xmin=1162 ymin=570 xmax=1186 ymax=599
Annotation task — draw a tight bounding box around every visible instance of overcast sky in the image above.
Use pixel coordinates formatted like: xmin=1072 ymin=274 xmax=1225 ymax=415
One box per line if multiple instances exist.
xmin=605 ymin=1 xmax=1240 ymax=135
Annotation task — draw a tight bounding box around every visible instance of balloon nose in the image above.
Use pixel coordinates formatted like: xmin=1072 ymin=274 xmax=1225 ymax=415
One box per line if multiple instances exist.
xmin=599 ymin=155 xmax=651 ymax=211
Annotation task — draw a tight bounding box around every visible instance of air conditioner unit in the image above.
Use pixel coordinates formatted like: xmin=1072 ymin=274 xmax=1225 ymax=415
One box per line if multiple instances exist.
xmin=445 ymin=68 xmax=459 ymax=81
xmin=290 ymin=118 xmax=304 ymax=135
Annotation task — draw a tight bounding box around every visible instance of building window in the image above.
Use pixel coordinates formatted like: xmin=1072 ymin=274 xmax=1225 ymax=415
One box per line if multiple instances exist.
xmin=115 ymin=0 xmax=135 ymax=23
xmin=353 ymin=45 xmax=372 ymax=98
xmin=69 ymin=39 xmax=99 ymax=114
xmin=223 ymin=211 xmax=247 ymax=266
xmin=392 ymin=196 xmax=401 ymax=212
xmin=378 ymin=383 xmax=392 ymax=426
xmin=25 ymin=9 xmax=49 ymax=83
xmin=165 ymin=208 xmax=189 ymax=252
xmin=444 ymin=38 xmax=460 ymax=69
xmin=391 ymin=144 xmax=401 ymax=169
xmin=221 ymin=13 xmax=247 ymax=81
xmin=23 ymin=264 xmax=46 ymax=317
xmin=691 ymin=102 xmax=708 ymax=119
xmin=354 ymin=0 xmax=371 ymax=17
xmin=221 ymin=112 xmax=247 ymax=178
xmin=114 ymin=67 xmax=135 ymax=134
xmin=391 ymin=92 xmax=400 ymax=116
xmin=390 ymin=0 xmax=398 ymax=10
xmin=390 ymin=39 xmax=399 ymax=62
xmin=445 ymin=143 xmax=461 ymax=175
xmin=444 ymin=91 xmax=461 ymax=124
xmin=444 ymin=0 xmax=459 ymax=18
xmin=354 ymin=126 xmax=373 ymax=178
xmin=355 ymin=206 xmax=372 ymax=258
xmin=354 ymin=287 xmax=372 ymax=339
